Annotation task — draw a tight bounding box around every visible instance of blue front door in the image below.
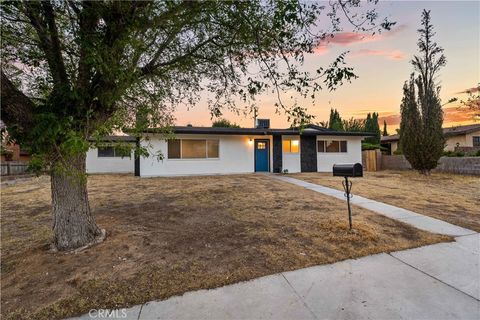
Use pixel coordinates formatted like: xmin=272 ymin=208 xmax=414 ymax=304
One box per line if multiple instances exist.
xmin=255 ymin=140 xmax=269 ymax=172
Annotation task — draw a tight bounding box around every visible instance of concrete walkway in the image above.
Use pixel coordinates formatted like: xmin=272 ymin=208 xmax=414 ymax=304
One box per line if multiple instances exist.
xmin=273 ymin=175 xmax=476 ymax=237
xmin=70 ymin=176 xmax=479 ymax=320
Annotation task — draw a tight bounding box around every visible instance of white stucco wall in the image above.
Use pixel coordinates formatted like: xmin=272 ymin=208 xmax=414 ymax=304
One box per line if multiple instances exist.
xmin=140 ymin=134 xmax=272 ymax=177
xmin=282 ymin=135 xmax=301 ymax=173
xmin=86 ymin=148 xmax=134 ymax=173
xmin=444 ymin=135 xmax=467 ymax=151
xmin=465 ymin=130 xmax=480 ymax=147
xmin=316 ymin=136 xmax=363 ymax=172
xmin=390 ymin=141 xmax=399 ymax=154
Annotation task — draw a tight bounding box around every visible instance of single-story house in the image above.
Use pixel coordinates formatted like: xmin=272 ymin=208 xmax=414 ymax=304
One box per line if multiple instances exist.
xmin=86 ymin=121 xmax=374 ymax=176
xmin=381 ymin=123 xmax=480 ymax=155
xmin=86 ymin=135 xmax=136 ymax=174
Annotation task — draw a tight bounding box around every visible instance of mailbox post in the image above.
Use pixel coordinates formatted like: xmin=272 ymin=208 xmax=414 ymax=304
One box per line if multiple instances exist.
xmin=332 ymin=163 xmax=363 ymax=230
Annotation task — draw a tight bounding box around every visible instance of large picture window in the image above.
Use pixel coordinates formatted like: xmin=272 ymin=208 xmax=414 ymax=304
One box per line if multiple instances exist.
xmin=317 ymin=140 xmax=347 ymax=153
xmin=282 ymin=139 xmax=299 ymax=153
xmin=98 ymin=146 xmax=131 ymax=158
xmin=167 ymin=139 xmax=220 ymax=159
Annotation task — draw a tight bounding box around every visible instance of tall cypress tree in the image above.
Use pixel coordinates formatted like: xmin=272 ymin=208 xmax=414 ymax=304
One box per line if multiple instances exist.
xmin=364 ymin=112 xmax=380 ymax=144
xmin=382 ymin=120 xmax=388 ymax=136
xmin=400 ymin=10 xmax=445 ymax=174
xmin=400 ymin=75 xmax=422 ymax=165
xmin=372 ymin=112 xmax=381 ymax=143
xmin=328 ymin=108 xmax=344 ymax=131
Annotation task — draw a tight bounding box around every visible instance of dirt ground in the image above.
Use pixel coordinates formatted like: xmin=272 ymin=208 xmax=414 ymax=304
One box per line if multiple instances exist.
xmin=1 ymin=174 xmax=450 ymax=320
xmin=293 ymin=170 xmax=480 ymax=232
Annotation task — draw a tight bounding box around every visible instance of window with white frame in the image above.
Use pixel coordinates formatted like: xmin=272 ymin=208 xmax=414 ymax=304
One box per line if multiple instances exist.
xmin=282 ymin=138 xmax=299 ymax=153
xmin=98 ymin=146 xmax=131 ymax=158
xmin=317 ymin=140 xmax=347 ymax=153
xmin=167 ymin=139 xmax=219 ymax=159
xmin=473 ymin=136 xmax=480 ymax=147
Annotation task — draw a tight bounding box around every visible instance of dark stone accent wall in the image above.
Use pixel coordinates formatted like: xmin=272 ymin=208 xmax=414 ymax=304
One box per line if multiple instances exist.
xmin=300 ymin=135 xmax=317 ymax=172
xmin=272 ymin=135 xmax=283 ymax=173
xmin=134 ymin=138 xmax=140 ymax=176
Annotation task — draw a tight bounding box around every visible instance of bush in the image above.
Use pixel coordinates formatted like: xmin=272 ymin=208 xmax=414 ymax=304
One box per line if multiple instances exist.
xmin=393 ymin=149 xmax=403 ymax=155
xmin=476 ymin=150 xmax=480 ymax=157
xmin=443 ymin=150 xmax=465 ymax=157
xmin=362 ymin=143 xmax=387 ymax=151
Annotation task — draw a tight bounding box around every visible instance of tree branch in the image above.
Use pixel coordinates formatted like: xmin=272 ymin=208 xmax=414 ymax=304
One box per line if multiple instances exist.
xmin=22 ymin=0 xmax=69 ymax=87
xmin=1 ymin=71 xmax=36 ymax=135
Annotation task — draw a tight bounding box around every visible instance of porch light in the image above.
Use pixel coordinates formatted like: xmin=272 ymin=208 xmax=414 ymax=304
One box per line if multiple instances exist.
xmin=248 ymin=138 xmax=253 ymax=145
xmin=291 ymin=139 xmax=299 ymax=153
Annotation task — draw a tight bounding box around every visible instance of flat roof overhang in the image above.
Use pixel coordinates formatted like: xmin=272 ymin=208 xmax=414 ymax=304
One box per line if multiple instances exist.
xmin=143 ymin=126 xmax=376 ymax=137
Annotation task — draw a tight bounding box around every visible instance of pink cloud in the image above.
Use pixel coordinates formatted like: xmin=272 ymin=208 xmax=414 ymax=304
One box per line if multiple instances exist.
xmin=456 ymin=86 xmax=479 ymax=94
xmin=313 ymin=25 xmax=407 ymax=56
xmin=314 ymin=32 xmax=381 ymax=55
xmin=313 ymin=45 xmax=329 ymax=55
xmin=350 ymin=49 xmax=406 ymax=60
xmin=320 ymin=32 xmax=383 ymax=46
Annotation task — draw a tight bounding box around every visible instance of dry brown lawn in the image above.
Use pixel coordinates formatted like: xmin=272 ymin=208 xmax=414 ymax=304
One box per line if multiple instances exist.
xmin=293 ymin=170 xmax=480 ymax=232
xmin=1 ymin=174 xmax=450 ymax=320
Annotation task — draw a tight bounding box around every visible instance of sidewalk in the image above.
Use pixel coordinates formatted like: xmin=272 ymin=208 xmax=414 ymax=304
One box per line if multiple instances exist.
xmin=70 ymin=177 xmax=479 ymax=320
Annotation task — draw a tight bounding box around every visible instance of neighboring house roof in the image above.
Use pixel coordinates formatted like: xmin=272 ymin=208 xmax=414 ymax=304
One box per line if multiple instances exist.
xmin=381 ymin=134 xmax=400 ymax=142
xmin=443 ymin=123 xmax=480 ymax=137
xmin=143 ymin=124 xmax=376 ymax=137
xmin=381 ymin=123 xmax=480 ymax=143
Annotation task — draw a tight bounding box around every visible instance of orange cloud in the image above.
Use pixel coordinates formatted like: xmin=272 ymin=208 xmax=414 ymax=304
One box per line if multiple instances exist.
xmin=374 ymin=107 xmax=479 ymax=131
xmin=347 ymin=107 xmax=478 ymax=133
xmin=350 ymin=49 xmax=406 ymax=60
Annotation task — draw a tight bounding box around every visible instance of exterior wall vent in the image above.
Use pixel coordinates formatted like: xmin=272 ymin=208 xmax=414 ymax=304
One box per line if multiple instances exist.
xmin=255 ymin=119 xmax=270 ymax=129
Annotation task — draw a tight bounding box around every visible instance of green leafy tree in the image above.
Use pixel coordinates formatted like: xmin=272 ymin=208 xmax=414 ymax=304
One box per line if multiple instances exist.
xmin=1 ymin=1 xmax=392 ymax=250
xmin=400 ymin=10 xmax=445 ymax=174
xmin=342 ymin=117 xmax=365 ymax=132
xmin=212 ymin=118 xmax=241 ymax=128
xmin=382 ymin=120 xmax=388 ymax=136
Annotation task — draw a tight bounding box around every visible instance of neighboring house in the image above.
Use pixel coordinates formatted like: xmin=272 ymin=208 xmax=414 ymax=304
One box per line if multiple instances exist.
xmin=137 ymin=121 xmax=372 ymax=177
xmin=381 ymin=123 xmax=480 ymax=155
xmin=443 ymin=124 xmax=480 ymax=151
xmin=86 ymin=135 xmax=136 ymax=174
xmin=0 ymin=143 xmax=30 ymax=163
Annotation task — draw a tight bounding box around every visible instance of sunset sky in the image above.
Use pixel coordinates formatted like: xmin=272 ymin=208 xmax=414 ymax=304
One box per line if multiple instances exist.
xmin=174 ymin=1 xmax=479 ymax=131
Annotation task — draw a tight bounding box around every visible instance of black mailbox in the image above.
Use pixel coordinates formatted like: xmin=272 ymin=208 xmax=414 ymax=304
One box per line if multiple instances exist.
xmin=333 ymin=163 xmax=363 ymax=177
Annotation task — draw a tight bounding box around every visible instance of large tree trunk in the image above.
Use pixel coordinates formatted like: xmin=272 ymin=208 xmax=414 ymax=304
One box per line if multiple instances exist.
xmin=51 ymin=153 xmax=105 ymax=251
